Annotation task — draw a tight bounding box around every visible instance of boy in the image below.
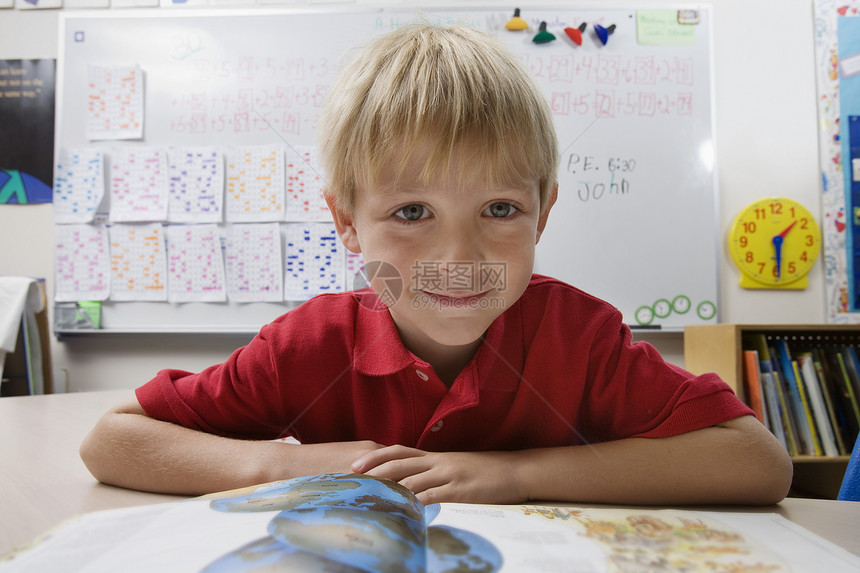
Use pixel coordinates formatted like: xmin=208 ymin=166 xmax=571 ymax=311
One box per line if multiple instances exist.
xmin=81 ymin=24 xmax=792 ymax=506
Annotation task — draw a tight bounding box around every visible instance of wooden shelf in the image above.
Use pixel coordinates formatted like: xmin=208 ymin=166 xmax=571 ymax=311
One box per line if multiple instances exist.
xmin=684 ymin=324 xmax=859 ymax=499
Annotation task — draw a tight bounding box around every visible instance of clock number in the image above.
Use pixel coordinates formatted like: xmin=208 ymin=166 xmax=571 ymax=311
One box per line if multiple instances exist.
xmin=742 ymin=222 xmax=757 ymax=234
xmin=755 ymin=208 xmax=767 ymax=219
xmin=805 ymin=234 xmax=815 ymax=247
xmin=757 ymin=262 xmax=766 ymax=274
xmin=788 ymin=261 xmax=796 ymax=274
xmin=745 ymin=251 xmax=754 ymax=263
xmin=800 ymin=217 xmax=809 ymax=230
xmin=800 ymin=251 xmax=808 ymax=262
xmin=771 ymin=202 xmax=783 ymax=215
xmin=739 ymin=236 xmax=748 ymax=248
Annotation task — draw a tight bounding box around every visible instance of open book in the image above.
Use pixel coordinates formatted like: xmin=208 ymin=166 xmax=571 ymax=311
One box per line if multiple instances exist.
xmin=3 ymin=473 xmax=859 ymax=572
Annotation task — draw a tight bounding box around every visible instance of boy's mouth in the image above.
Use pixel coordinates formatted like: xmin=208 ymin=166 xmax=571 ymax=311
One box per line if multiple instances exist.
xmin=418 ymin=290 xmax=490 ymax=307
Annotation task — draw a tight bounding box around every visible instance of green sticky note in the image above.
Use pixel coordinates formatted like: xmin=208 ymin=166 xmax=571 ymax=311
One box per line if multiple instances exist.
xmin=76 ymin=301 xmax=102 ymax=329
xmin=637 ymin=10 xmax=697 ymax=46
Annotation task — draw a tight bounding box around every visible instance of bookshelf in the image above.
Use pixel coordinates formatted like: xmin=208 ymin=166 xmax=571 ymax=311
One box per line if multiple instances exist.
xmin=684 ymin=324 xmax=857 ymax=499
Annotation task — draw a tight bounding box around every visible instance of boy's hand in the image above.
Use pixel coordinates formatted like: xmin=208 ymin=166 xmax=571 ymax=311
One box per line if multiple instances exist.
xmin=350 ymin=445 xmax=526 ymax=506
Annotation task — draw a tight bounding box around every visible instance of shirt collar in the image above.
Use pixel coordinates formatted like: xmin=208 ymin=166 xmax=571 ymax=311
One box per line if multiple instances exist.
xmin=353 ymin=290 xmax=525 ymax=389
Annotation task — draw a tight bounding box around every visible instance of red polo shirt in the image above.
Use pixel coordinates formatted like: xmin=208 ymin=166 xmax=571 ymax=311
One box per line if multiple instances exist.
xmin=136 ymin=275 xmax=751 ymax=450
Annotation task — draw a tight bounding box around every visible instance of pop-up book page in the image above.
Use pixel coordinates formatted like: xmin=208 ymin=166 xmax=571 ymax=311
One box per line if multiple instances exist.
xmin=284 ymin=145 xmax=330 ymax=222
xmin=108 ymin=223 xmax=168 ymax=302
xmin=225 ymin=146 xmax=285 ymax=223
xmin=86 ymin=64 xmax=144 ymax=141
xmin=166 ymin=224 xmax=226 ymax=303
xmin=109 ymin=147 xmax=169 ymax=223
xmin=54 ymin=148 xmax=105 ymax=224
xmin=167 ymin=147 xmax=224 ymax=224
xmin=54 ymin=224 xmax=110 ymax=301
xmin=225 ymin=223 xmax=283 ymax=302
xmin=283 ymin=222 xmax=345 ymax=300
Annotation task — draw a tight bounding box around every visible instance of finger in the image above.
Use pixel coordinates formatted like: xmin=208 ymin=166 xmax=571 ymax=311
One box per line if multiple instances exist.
xmin=361 ymin=454 xmax=435 ymax=484
xmin=351 ymin=444 xmax=422 ymax=473
xmin=397 ymin=468 xmax=449 ymax=498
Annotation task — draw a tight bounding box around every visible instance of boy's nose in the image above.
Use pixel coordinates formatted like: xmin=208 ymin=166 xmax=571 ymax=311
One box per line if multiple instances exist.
xmin=438 ymin=224 xmax=483 ymax=266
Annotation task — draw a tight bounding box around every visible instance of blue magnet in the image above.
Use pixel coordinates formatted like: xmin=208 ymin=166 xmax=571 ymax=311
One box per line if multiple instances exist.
xmin=594 ymin=23 xmax=616 ymax=46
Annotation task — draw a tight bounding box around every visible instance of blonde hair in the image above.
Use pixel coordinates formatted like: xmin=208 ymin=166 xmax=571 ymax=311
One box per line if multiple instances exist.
xmin=317 ymin=23 xmax=558 ymax=213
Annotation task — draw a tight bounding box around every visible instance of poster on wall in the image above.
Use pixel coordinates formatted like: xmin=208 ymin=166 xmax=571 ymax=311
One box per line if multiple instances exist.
xmin=814 ymin=1 xmax=860 ymax=322
xmin=0 ymin=59 xmax=55 ymax=204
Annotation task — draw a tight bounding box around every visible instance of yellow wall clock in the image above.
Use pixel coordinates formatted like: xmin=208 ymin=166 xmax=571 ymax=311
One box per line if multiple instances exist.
xmin=728 ymin=197 xmax=822 ymax=290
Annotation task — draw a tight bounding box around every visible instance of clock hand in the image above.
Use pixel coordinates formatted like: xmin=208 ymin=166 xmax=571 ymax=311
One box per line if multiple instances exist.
xmin=772 ymin=221 xmax=797 ymax=280
xmin=777 ymin=220 xmax=797 ymax=239
xmin=772 ymin=235 xmax=783 ymax=279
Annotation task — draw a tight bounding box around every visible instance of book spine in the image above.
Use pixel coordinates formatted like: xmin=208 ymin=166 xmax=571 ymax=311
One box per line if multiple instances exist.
xmin=742 ymin=350 xmax=766 ymax=425
xmin=792 ymin=360 xmax=822 ymax=456
xmin=774 ymin=341 xmax=815 ymax=455
xmin=797 ymin=356 xmax=838 ymax=456
xmin=760 ymin=371 xmax=788 ymax=452
xmin=811 ymin=349 xmax=848 ymax=455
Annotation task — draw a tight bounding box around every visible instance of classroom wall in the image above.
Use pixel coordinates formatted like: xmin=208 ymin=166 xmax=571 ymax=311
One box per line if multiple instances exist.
xmin=0 ymin=0 xmax=823 ymax=392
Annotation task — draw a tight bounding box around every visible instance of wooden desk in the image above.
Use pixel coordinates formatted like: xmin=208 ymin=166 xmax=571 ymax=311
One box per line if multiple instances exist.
xmin=1 ymin=391 xmax=859 ymax=558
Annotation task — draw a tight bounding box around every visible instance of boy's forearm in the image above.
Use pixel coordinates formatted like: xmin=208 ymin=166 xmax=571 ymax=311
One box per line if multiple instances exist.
xmin=80 ymin=404 xmax=287 ymax=495
xmin=80 ymin=400 xmax=388 ymax=495
xmin=512 ymin=415 xmax=793 ymax=506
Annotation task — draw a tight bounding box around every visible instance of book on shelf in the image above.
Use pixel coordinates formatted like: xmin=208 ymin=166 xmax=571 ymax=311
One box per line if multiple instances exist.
xmin=796 ymin=354 xmax=839 ymax=456
xmin=3 ymin=473 xmax=860 ymax=572
xmin=742 ymin=333 xmax=860 ymax=458
xmin=825 ymin=348 xmax=860 ymax=443
xmin=742 ymin=349 xmax=767 ymax=425
xmin=745 ymin=334 xmax=798 ymax=455
xmin=809 ymin=348 xmax=849 ymax=455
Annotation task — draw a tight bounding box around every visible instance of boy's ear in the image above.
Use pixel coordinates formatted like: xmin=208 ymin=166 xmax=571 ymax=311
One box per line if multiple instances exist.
xmin=535 ymin=183 xmax=558 ymax=244
xmin=324 ymin=190 xmax=362 ymax=253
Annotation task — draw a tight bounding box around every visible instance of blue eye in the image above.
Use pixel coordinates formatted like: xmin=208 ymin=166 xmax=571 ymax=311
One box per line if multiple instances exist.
xmin=395 ymin=204 xmax=427 ymax=221
xmin=485 ymin=203 xmax=516 ymax=218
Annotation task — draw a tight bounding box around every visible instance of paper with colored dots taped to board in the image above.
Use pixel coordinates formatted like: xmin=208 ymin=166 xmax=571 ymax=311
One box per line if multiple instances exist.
xmin=225 ymin=223 xmax=283 ymax=303
xmin=109 ymin=147 xmax=169 ymax=223
xmin=54 ymin=224 xmax=111 ymax=301
xmin=54 ymin=148 xmax=105 ymax=224
xmin=165 ymin=224 xmax=227 ymax=303
xmin=108 ymin=223 xmax=168 ymax=302
xmin=86 ymin=64 xmax=144 ymax=141
xmin=167 ymin=147 xmax=224 ymax=224
xmin=283 ymin=222 xmax=345 ymax=300
xmin=225 ymin=146 xmax=285 ymax=223
xmin=285 ymin=145 xmax=330 ymax=222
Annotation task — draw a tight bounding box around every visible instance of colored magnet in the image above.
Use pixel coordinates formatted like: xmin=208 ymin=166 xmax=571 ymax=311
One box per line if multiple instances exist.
xmin=533 ymin=21 xmax=555 ymax=44
xmin=563 ymin=23 xmax=587 ymax=46
xmin=594 ymin=23 xmax=616 ymax=46
xmin=505 ymin=8 xmax=529 ymax=31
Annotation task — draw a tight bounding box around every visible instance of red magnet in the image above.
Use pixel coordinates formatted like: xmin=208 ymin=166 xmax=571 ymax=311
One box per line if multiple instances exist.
xmin=563 ymin=23 xmax=587 ymax=46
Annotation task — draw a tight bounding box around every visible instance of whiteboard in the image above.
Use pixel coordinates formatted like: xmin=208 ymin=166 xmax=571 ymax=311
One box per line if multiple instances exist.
xmin=55 ymin=6 xmax=718 ymax=333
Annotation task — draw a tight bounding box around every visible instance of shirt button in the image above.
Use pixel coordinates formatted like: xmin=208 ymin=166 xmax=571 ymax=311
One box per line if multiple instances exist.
xmin=415 ymin=370 xmax=429 ymax=381
xmin=430 ymin=420 xmax=444 ymax=432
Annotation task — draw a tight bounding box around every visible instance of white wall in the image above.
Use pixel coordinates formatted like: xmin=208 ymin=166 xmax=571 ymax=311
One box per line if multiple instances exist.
xmin=0 ymin=1 xmax=826 ymax=392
